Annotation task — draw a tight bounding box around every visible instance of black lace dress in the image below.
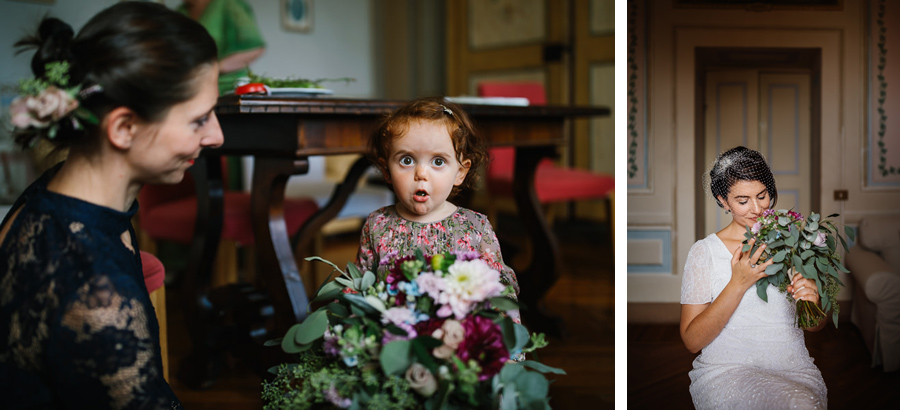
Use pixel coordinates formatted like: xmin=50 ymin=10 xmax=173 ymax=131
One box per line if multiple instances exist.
xmin=0 ymin=165 xmax=181 ymax=409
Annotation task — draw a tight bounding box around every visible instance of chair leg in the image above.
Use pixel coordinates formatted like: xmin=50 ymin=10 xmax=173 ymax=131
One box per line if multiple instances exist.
xmin=148 ymin=286 xmax=168 ymax=381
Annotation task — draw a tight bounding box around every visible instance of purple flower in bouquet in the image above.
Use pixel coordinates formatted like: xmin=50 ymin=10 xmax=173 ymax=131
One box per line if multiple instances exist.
xmin=457 ymin=315 xmax=509 ymax=381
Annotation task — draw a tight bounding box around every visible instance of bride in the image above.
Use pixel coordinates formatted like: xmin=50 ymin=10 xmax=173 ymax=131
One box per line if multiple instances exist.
xmin=680 ymin=146 xmax=827 ymax=409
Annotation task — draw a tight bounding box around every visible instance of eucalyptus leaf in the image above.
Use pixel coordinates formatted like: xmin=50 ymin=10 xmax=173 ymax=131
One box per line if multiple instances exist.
xmin=833 ymin=311 xmax=840 ymax=328
xmin=294 ymin=309 xmax=328 ymax=345
xmin=800 ymin=240 xmax=811 ymax=250
xmin=765 ymin=263 xmax=783 ymax=276
xmin=803 ymin=261 xmax=816 ymax=279
xmin=379 ymin=340 xmax=412 ymax=375
xmin=834 ymin=259 xmax=850 ymax=273
xmin=264 ymin=338 xmax=283 ymax=347
xmin=773 ymin=250 xmax=787 ymax=263
xmin=779 ymin=216 xmax=790 ymax=226
xmin=513 ymin=323 xmax=531 ymax=353
xmin=521 ymin=360 xmax=567 ymax=375
xmin=800 ymin=250 xmax=815 ymax=260
xmin=281 ymin=324 xmax=312 ymax=354
xmin=490 ymin=296 xmax=521 ymax=312
xmin=845 ymin=225 xmax=856 ymax=242
xmin=757 ymin=281 xmax=768 ymax=302
xmin=411 ymin=336 xmax=442 ymax=373
xmin=810 ymin=213 xmax=820 ymax=222
xmin=769 ymin=239 xmax=785 ymax=249
xmin=334 ymin=277 xmax=353 ymax=288
xmin=806 ymin=221 xmax=819 ymax=232
xmin=838 ymin=234 xmax=849 ymax=253
xmin=305 ymin=256 xmax=344 ymax=276
xmin=361 ymin=270 xmax=376 ymax=290
xmin=792 ymin=255 xmax=805 ymax=275
xmin=310 ymin=280 xmax=344 ymax=305
xmin=326 ymin=302 xmax=350 ymax=318
xmin=347 ymin=262 xmax=363 ymax=280
xmin=343 ymin=293 xmax=379 ymax=316
xmin=826 ymin=235 xmax=836 ymax=253
xmin=742 ymin=243 xmax=751 ymax=252
xmin=791 ymin=226 xmax=800 ymax=247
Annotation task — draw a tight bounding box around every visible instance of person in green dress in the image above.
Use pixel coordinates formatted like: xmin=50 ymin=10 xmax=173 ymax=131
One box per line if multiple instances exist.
xmin=178 ymin=0 xmax=265 ymax=189
xmin=179 ymin=0 xmax=266 ymax=95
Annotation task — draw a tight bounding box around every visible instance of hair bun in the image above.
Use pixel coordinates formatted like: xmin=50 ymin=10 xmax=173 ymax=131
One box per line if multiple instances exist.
xmin=32 ymin=18 xmax=74 ymax=78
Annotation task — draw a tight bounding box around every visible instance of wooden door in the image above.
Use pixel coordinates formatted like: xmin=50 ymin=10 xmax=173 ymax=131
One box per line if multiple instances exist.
xmin=446 ymin=0 xmax=615 ymax=222
xmin=704 ymin=70 xmax=811 ymax=233
xmin=446 ymin=0 xmax=568 ymax=103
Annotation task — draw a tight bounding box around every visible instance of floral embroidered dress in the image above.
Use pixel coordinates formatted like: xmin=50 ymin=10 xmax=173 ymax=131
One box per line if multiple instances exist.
xmin=681 ymin=233 xmax=826 ymax=410
xmin=0 ymin=165 xmax=181 ymax=410
xmin=355 ymin=205 xmax=519 ymax=297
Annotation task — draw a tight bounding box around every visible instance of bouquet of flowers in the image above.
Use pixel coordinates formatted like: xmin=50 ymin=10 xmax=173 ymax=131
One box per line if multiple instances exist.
xmin=743 ymin=209 xmax=855 ymax=328
xmin=261 ymin=250 xmax=564 ymax=410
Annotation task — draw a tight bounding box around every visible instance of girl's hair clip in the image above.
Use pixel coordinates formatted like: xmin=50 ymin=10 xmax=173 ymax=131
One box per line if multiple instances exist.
xmin=78 ymin=84 xmax=103 ymax=99
xmin=440 ymin=104 xmax=453 ymax=116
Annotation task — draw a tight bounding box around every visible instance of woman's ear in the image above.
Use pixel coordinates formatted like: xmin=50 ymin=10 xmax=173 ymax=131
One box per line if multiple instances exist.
xmin=454 ymin=158 xmax=472 ymax=186
xmin=716 ymin=195 xmax=729 ymax=211
xmin=105 ymin=107 xmax=139 ymax=150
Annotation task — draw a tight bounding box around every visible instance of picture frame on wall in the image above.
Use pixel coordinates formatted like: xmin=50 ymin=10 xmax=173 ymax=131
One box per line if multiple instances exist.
xmin=282 ymin=0 xmax=313 ymax=33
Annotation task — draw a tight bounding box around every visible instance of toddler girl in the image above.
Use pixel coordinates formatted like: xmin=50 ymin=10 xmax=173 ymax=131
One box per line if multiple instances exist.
xmin=355 ymin=97 xmax=519 ymax=300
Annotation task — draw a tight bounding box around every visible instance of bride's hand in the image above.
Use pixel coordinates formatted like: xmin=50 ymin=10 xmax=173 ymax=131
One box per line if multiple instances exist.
xmin=729 ymin=238 xmax=773 ymax=291
xmin=787 ymin=272 xmax=820 ymax=306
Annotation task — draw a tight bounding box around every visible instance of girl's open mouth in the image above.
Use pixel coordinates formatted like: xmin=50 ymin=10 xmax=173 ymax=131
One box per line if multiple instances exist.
xmin=414 ymin=190 xmax=428 ymax=202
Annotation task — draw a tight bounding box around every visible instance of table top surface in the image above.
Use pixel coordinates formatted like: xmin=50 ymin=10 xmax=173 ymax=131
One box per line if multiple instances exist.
xmin=216 ymin=95 xmax=610 ymax=118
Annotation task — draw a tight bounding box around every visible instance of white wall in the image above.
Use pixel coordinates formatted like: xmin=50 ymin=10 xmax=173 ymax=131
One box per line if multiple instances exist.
xmin=0 ymin=0 xmax=394 ymax=218
xmin=0 ymin=0 xmax=375 ymax=97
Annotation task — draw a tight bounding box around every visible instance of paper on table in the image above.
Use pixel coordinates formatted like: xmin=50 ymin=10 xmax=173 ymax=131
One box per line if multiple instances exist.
xmin=443 ymin=96 xmax=530 ymax=106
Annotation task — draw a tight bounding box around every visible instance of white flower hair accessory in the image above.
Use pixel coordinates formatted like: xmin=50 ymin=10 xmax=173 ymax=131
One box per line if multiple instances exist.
xmin=9 ymin=61 xmax=100 ymax=144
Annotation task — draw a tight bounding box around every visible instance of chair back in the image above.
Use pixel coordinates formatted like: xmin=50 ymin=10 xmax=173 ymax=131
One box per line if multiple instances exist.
xmin=478 ymin=82 xmax=549 ymax=178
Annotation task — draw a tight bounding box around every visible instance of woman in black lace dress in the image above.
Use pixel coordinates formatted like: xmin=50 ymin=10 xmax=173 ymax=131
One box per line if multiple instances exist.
xmin=0 ymin=3 xmax=222 ymax=409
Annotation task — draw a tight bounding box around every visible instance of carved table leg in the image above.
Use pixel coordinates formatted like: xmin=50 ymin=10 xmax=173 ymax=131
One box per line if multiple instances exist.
xmin=178 ymin=155 xmax=228 ymax=390
xmin=512 ymin=146 xmax=565 ymax=337
xmin=250 ymin=156 xmax=311 ymax=332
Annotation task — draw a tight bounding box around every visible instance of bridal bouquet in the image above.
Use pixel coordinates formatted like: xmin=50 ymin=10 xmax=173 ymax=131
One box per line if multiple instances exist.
xmin=743 ymin=209 xmax=854 ymax=328
xmin=261 ymin=251 xmax=564 ymax=410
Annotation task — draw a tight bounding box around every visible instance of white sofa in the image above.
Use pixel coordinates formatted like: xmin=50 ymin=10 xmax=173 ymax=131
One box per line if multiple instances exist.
xmin=845 ymin=215 xmax=900 ymax=372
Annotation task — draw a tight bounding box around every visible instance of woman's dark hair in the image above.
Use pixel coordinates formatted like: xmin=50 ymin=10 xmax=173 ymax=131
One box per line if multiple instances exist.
xmin=709 ymin=146 xmax=778 ymax=209
xmin=369 ymin=97 xmax=488 ymax=198
xmin=12 ymin=2 xmax=217 ymax=149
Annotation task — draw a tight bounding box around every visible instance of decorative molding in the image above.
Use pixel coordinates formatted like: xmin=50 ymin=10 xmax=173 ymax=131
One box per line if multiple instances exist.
xmin=869 ymin=0 xmax=900 ymax=186
xmin=627 ymin=0 xmax=648 ymax=189
xmin=767 ymin=84 xmax=801 ymax=176
xmin=627 ymin=229 xmax=672 ymax=274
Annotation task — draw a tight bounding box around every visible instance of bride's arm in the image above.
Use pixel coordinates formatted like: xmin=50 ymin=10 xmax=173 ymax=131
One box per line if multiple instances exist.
xmin=680 ymin=239 xmax=771 ymax=353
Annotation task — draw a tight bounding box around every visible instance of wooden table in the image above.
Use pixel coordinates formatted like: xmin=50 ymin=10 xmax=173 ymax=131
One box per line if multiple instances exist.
xmin=177 ymin=95 xmax=608 ymax=387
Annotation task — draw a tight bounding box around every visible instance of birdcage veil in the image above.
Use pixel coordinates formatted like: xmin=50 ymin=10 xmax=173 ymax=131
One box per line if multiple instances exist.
xmin=702 ymin=146 xmax=778 ymax=209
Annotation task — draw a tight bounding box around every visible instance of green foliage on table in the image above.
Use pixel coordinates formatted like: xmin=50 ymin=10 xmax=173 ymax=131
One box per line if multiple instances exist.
xmin=247 ymin=71 xmax=355 ymax=89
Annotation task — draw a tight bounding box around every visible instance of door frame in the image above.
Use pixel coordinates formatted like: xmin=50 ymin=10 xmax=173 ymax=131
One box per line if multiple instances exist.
xmin=694 ymin=47 xmax=823 ymax=238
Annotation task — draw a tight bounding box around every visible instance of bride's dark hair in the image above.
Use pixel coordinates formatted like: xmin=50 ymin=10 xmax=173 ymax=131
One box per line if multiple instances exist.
xmin=708 ymin=146 xmax=778 ymax=209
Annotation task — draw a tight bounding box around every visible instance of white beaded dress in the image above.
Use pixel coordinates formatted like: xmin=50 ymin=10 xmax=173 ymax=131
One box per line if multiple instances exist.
xmin=681 ymin=233 xmax=827 ymax=410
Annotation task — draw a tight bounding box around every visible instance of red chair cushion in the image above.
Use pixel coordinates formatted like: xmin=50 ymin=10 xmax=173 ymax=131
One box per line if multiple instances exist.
xmin=477 ymin=82 xmax=547 ymax=105
xmin=139 ymin=192 xmax=319 ymax=246
xmin=486 ymin=160 xmax=614 ymax=204
xmin=140 ymin=251 xmax=166 ymax=293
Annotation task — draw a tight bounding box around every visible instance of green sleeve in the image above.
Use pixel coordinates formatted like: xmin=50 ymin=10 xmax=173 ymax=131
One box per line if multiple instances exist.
xmin=220 ymin=0 xmax=265 ymax=57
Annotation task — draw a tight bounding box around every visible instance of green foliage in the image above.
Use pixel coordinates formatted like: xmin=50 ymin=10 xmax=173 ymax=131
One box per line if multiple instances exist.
xmin=744 ymin=210 xmax=851 ymax=329
xmin=248 ymin=70 xmax=355 ymax=89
